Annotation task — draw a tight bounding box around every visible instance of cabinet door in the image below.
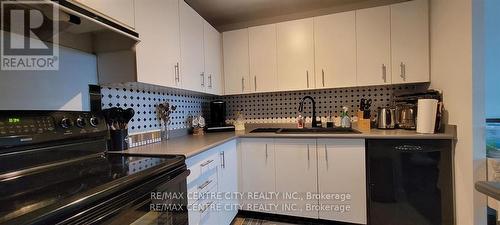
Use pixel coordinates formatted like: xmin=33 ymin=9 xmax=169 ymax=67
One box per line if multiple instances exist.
xmin=317 ymin=139 xmax=366 ymax=224
xmin=356 ymin=6 xmax=391 ymax=86
xmin=180 ymin=1 xmax=205 ymax=92
xmin=134 ymin=0 xmax=180 ymax=88
xmin=204 ymin=21 xmax=223 ymax=95
xmin=277 ymin=18 xmax=315 ymax=91
xmin=223 ymin=29 xmax=250 ymax=95
xmin=239 ymin=138 xmax=276 ymax=213
xmin=314 ymin=11 xmax=357 ymax=89
xmin=69 ymin=0 xmax=135 ymax=29
xmin=391 ymin=0 xmax=429 ymax=84
xmin=217 ymin=140 xmax=238 ymax=225
xmin=274 ymin=139 xmax=318 ymax=219
xmin=249 ymin=24 xmax=278 ymax=93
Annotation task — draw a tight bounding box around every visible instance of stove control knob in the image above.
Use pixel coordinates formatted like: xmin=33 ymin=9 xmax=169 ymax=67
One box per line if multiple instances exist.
xmin=60 ymin=118 xmax=73 ymax=129
xmin=76 ymin=117 xmax=86 ymax=128
xmin=89 ymin=117 xmax=100 ymax=127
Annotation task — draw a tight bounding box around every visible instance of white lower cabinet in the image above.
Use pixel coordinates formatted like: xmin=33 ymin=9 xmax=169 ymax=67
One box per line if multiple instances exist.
xmin=217 ymin=140 xmax=239 ymax=225
xmin=187 ymin=138 xmax=366 ymax=224
xmin=317 ymin=139 xmax=367 ymax=224
xmin=274 ymin=139 xmax=318 ymax=219
xmin=239 ymin=138 xmax=276 ymax=214
xmin=187 ymin=140 xmax=238 ymax=225
xmin=239 ymin=138 xmax=367 ymax=224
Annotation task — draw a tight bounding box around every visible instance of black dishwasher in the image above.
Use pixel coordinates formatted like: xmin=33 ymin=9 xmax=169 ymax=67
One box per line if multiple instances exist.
xmin=367 ymin=139 xmax=454 ymax=225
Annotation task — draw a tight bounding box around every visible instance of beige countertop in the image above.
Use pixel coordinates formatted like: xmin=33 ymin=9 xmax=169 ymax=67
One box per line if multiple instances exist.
xmin=110 ymin=132 xmax=237 ymax=158
xmin=111 ymin=125 xmax=456 ymax=158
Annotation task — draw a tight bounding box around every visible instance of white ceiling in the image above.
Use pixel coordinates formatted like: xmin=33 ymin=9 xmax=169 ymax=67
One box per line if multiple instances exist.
xmin=184 ymin=0 xmax=408 ymax=31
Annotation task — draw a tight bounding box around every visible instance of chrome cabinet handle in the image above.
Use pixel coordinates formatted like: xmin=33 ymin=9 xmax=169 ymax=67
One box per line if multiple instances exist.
xmin=265 ymin=144 xmax=268 ymax=161
xmin=200 ymin=201 xmax=214 ymax=213
xmin=382 ymin=64 xmax=387 ymax=83
xmin=322 ymin=69 xmax=325 ymax=87
xmin=200 ymin=159 xmax=214 ymax=167
xmin=220 ymin=151 xmax=225 ymax=168
xmin=208 ymin=74 xmax=212 ymax=88
xmin=241 ymin=77 xmax=245 ymax=92
xmin=324 ymin=145 xmax=328 ymax=170
xmin=306 ymin=70 xmax=310 ymax=88
xmin=254 ymin=76 xmax=257 ymax=91
xmin=174 ymin=62 xmax=180 ymax=83
xmin=200 ymin=73 xmax=205 ymax=87
xmin=400 ymin=62 xmax=406 ymax=81
xmin=198 ymin=179 xmax=213 ymax=190
xmin=307 ymin=144 xmax=310 ymax=168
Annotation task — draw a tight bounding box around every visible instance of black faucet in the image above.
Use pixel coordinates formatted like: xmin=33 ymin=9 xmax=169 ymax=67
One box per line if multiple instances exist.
xmin=298 ymin=96 xmax=318 ymax=128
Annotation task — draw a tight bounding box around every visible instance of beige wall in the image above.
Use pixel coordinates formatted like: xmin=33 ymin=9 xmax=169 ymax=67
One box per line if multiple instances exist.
xmin=430 ymin=0 xmax=486 ymax=224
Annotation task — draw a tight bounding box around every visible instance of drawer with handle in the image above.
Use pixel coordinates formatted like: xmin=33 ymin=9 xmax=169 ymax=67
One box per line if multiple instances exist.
xmin=187 ymin=152 xmax=219 ymax=184
xmin=188 ymin=186 xmax=218 ymax=225
xmin=188 ymin=172 xmax=218 ymax=205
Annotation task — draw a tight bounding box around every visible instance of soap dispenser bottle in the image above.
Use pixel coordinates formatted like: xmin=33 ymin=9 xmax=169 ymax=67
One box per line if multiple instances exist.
xmin=297 ymin=113 xmax=304 ymax=128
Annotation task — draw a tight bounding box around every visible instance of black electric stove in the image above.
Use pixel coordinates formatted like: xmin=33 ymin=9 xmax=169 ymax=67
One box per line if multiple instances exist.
xmin=0 ymin=111 xmax=189 ymax=225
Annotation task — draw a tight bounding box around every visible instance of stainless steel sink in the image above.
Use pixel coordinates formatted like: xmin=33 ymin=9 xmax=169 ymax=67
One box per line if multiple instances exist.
xmin=249 ymin=128 xmax=281 ymax=133
xmin=276 ymin=127 xmax=361 ymax=134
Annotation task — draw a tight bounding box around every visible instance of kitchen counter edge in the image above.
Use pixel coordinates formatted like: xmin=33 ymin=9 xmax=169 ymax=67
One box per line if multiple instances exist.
xmin=112 ymin=125 xmax=456 ymax=159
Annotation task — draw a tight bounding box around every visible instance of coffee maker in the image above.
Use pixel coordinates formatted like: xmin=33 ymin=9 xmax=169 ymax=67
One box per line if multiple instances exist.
xmin=206 ymin=100 xmax=235 ymax=132
xmin=394 ymin=90 xmax=442 ymax=131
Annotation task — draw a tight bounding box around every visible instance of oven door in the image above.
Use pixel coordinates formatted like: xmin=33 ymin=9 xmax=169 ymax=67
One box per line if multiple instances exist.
xmin=104 ymin=169 xmax=189 ymax=225
xmin=62 ymin=167 xmax=190 ymax=225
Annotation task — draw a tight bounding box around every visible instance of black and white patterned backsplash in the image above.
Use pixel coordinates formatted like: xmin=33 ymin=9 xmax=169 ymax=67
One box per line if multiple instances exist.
xmin=101 ymin=83 xmax=427 ymax=134
xmin=101 ymin=86 xmax=213 ymax=134
xmin=221 ymin=84 xmax=427 ymax=122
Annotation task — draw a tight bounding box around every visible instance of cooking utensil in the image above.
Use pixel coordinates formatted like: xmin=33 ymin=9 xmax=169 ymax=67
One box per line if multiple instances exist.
xmin=101 ymin=107 xmax=135 ymax=130
xmin=123 ymin=108 xmax=135 ymax=128
xmin=364 ymin=99 xmax=372 ymax=111
xmin=359 ymin=98 xmax=372 ymax=119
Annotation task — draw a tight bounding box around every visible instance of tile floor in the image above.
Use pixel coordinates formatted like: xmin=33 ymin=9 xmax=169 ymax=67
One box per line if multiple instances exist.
xmin=232 ymin=217 xmax=297 ymax=225
xmin=231 ymin=215 xmax=338 ymax=225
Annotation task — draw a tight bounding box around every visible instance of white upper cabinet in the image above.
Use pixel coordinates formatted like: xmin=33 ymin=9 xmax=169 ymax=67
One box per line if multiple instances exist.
xmin=317 ymin=139 xmax=367 ymax=224
xmin=204 ymin=21 xmax=223 ymax=95
xmin=276 ymin=18 xmax=315 ymax=91
xmin=69 ymin=0 xmax=135 ymax=29
xmin=134 ymin=0 xmax=180 ymax=88
xmin=314 ymin=11 xmax=357 ymax=89
xmin=356 ymin=6 xmax=392 ymax=86
xmin=180 ymin=1 xmax=206 ymax=92
xmin=223 ymin=29 xmax=250 ymax=95
xmin=274 ymin=139 xmax=318 ymax=219
xmin=391 ymin=0 xmax=430 ymax=84
xmin=249 ymin=24 xmax=278 ymax=93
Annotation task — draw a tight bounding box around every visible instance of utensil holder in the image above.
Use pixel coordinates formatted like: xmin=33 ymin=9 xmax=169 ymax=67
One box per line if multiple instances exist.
xmin=110 ymin=129 xmax=129 ymax=151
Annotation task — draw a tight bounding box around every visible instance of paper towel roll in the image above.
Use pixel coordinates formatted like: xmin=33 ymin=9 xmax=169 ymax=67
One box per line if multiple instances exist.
xmin=417 ymin=99 xmax=438 ymax=134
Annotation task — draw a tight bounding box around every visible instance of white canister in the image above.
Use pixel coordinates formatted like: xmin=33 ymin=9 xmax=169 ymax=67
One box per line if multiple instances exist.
xmin=416 ymin=99 xmax=438 ymax=134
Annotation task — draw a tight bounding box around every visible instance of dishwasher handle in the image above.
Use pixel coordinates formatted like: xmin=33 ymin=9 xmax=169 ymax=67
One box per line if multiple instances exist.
xmin=393 ymin=145 xmax=424 ymax=152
